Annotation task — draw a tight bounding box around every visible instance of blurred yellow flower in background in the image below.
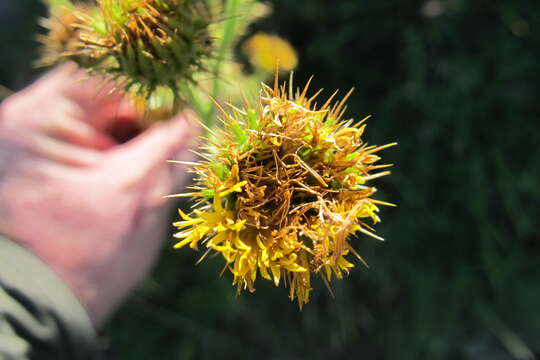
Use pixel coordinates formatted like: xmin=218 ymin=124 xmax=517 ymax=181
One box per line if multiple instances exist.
xmin=242 ymin=33 xmax=298 ymax=73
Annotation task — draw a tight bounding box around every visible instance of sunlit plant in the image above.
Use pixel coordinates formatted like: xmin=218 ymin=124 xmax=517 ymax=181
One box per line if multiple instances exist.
xmin=37 ymin=0 xmax=395 ymax=308
xmin=169 ymin=73 xmax=396 ymax=307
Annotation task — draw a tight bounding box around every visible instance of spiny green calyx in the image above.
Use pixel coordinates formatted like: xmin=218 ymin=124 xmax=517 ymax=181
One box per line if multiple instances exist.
xmin=39 ymin=0 xmax=213 ymax=103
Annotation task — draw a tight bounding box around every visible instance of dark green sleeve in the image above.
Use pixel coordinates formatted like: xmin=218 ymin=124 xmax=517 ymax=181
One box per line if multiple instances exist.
xmin=0 ymin=235 xmax=104 ymax=359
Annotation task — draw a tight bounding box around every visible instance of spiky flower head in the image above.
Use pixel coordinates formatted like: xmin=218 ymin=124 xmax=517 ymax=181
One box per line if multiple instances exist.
xmin=39 ymin=0 xmax=213 ymax=105
xmin=170 ymin=74 xmax=396 ymax=307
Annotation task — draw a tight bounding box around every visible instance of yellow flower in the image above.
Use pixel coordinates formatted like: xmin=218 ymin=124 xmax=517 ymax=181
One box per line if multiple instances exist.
xmin=242 ymin=33 xmax=298 ymax=73
xmin=169 ymin=73 xmax=396 ymax=307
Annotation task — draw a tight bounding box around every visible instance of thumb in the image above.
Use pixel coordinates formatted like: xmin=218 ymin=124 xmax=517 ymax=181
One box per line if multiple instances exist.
xmin=105 ymin=111 xmax=199 ymax=196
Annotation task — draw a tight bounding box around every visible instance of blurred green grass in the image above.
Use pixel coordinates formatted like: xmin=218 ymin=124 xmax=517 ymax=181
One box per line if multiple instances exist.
xmin=1 ymin=1 xmax=539 ymax=359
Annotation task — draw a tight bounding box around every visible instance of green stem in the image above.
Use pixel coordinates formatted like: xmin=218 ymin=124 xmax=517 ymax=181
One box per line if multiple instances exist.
xmin=182 ymin=84 xmax=209 ymax=121
xmin=202 ymin=0 xmax=241 ymax=128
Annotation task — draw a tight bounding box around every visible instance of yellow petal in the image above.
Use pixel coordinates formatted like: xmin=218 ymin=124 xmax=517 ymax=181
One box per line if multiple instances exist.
xmin=219 ymin=181 xmax=248 ymax=197
xmin=271 ymin=265 xmax=281 ymax=287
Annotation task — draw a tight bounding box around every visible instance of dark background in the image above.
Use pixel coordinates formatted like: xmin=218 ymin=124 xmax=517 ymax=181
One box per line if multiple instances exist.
xmin=1 ymin=1 xmax=540 ymax=359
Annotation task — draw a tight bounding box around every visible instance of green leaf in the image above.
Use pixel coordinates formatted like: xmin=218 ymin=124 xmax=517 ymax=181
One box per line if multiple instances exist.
xmin=209 ymin=162 xmax=230 ymax=181
xmin=344 ymin=152 xmax=358 ymax=161
xmin=343 ymin=166 xmax=361 ymax=174
xmin=231 ymin=122 xmax=248 ymax=145
xmin=247 ymin=108 xmax=259 ymax=130
xmin=324 ymin=116 xmax=336 ymax=126
xmin=299 ymin=148 xmax=312 ymax=160
xmin=202 ymin=189 xmax=215 ymax=199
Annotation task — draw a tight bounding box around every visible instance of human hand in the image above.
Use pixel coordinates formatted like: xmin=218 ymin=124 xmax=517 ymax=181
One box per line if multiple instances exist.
xmin=0 ymin=64 xmax=198 ymax=328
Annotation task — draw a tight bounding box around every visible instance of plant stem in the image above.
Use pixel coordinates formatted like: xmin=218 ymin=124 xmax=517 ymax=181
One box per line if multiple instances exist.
xmin=202 ymin=0 xmax=241 ymax=128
